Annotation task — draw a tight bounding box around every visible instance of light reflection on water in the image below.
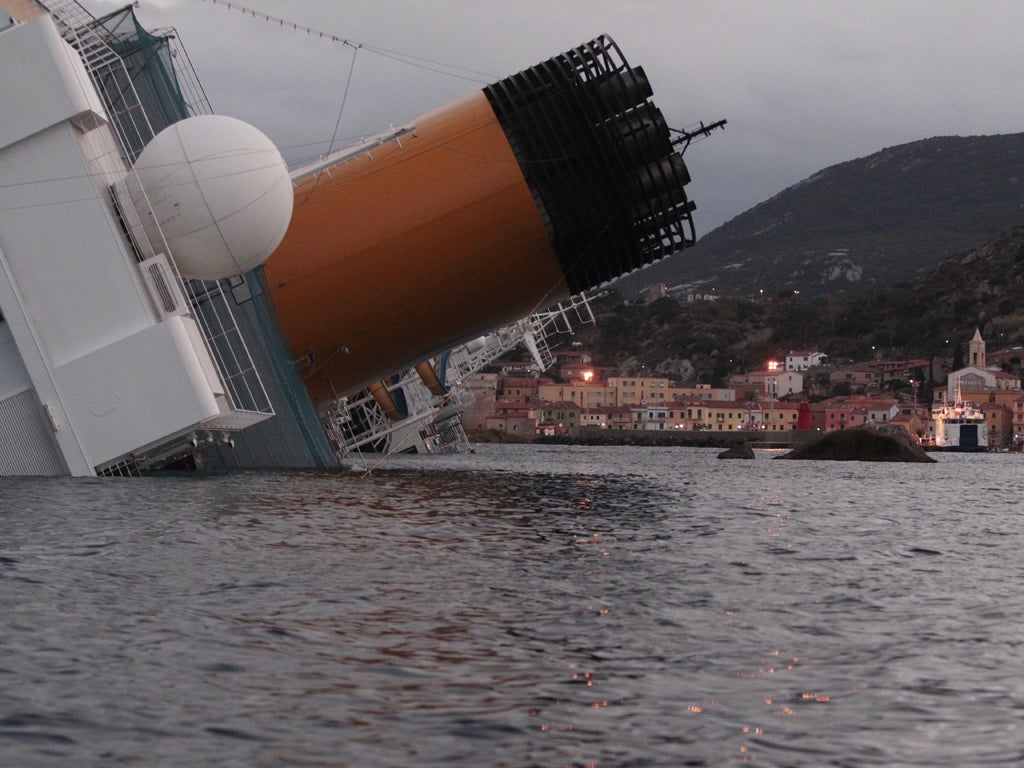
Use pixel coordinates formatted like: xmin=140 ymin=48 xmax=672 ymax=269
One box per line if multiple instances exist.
xmin=0 ymin=446 xmax=1022 ymax=766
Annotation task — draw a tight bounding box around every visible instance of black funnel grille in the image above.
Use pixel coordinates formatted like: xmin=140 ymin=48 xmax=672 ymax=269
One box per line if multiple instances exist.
xmin=484 ymin=35 xmax=696 ymax=294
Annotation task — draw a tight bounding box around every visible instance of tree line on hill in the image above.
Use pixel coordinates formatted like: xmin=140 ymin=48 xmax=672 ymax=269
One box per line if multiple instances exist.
xmin=567 ymin=225 xmax=1024 ymax=390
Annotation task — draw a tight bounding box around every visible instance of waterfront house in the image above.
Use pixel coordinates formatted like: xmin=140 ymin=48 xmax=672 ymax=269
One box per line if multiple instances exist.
xmin=485 ymin=414 xmax=537 ymax=436
xmin=486 ymin=399 xmax=537 ymax=436
xmin=980 ymin=402 xmax=1014 ymax=448
xmin=607 ymin=376 xmax=671 ymax=406
xmin=607 ymin=405 xmax=637 ymax=430
xmin=578 ymin=407 xmax=611 ymax=429
xmin=537 ymin=382 xmax=618 ymax=409
xmin=536 ymin=400 xmax=581 ymax=431
xmin=637 ymin=403 xmax=670 ymax=430
xmin=852 ymin=397 xmax=900 ymax=423
xmin=1013 ymin=399 xmax=1024 ymax=445
xmin=498 ymin=376 xmax=545 ymax=403
xmin=669 ymin=383 xmax=736 ymax=402
xmin=758 ymin=400 xmax=800 ymax=432
xmin=697 ymin=399 xmax=762 ymax=432
xmin=824 ymin=401 xmax=869 ymax=430
xmin=461 ymin=373 xmax=498 ymax=431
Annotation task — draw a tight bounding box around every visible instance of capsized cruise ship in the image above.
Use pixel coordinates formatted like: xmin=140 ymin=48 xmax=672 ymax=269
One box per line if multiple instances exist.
xmin=0 ymin=0 xmax=718 ymax=476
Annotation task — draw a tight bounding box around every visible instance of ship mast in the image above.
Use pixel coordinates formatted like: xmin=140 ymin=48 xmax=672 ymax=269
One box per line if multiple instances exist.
xmin=670 ymin=119 xmax=727 ymax=153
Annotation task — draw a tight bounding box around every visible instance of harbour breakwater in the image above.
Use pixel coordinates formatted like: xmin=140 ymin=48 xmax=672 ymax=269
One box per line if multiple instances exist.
xmin=532 ymin=427 xmax=816 ymax=449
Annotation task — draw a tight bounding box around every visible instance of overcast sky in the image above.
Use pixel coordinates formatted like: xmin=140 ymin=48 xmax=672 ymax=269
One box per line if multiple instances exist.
xmin=86 ymin=0 xmax=1024 ymax=236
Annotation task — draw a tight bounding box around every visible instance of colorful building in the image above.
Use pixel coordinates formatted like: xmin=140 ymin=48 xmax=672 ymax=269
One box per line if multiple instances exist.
xmin=536 ymin=401 xmax=581 ymax=431
xmin=607 ymin=376 xmax=672 ymax=406
xmin=729 ymin=369 xmax=804 ymax=398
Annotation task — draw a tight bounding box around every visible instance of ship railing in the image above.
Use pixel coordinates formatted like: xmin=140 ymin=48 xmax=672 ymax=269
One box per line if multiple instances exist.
xmin=45 ymin=2 xmax=214 ymax=156
xmin=444 ymin=327 xmax=527 ymax=383
xmin=185 ymin=279 xmax=274 ymax=421
xmin=445 ymin=293 xmax=595 ymax=384
xmin=146 ymin=26 xmax=214 ymax=117
xmin=322 ymin=391 xmax=392 ymax=456
xmin=44 ymin=0 xmax=155 ymax=165
xmin=321 ymin=366 xmax=474 ymax=459
xmin=429 ymin=409 xmax=471 ymax=454
xmin=322 ymin=385 xmax=416 ymax=457
xmin=48 ymin=0 xmax=273 ymax=424
xmin=325 ymin=292 xmax=595 ymax=460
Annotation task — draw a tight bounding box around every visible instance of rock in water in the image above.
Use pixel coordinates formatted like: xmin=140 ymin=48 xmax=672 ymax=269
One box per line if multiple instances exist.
xmin=718 ymin=442 xmax=755 ymax=459
xmin=776 ymin=425 xmax=936 ymax=462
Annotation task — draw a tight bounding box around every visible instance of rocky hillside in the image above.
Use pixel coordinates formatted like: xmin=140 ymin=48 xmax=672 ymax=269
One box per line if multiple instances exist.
xmin=623 ymin=133 xmax=1024 ymax=298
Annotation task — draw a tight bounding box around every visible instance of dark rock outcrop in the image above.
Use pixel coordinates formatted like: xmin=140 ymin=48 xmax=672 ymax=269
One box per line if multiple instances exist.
xmin=775 ymin=425 xmax=935 ymax=462
xmin=718 ymin=442 xmax=755 ymax=459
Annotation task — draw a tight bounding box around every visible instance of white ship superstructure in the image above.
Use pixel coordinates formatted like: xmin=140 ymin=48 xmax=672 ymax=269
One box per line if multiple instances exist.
xmin=0 ymin=11 xmax=283 ymax=475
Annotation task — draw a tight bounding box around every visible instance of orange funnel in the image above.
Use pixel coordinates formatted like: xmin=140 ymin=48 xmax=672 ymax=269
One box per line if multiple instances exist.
xmin=264 ymin=35 xmax=696 ymax=403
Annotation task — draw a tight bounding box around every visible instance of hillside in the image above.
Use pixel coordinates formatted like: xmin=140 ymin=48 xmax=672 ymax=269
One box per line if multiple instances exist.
xmin=623 ymin=133 xmax=1024 ymax=298
xmin=569 ymin=225 xmax=1024 ymax=384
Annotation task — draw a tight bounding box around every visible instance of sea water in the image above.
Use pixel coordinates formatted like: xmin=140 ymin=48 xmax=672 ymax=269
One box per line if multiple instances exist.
xmin=1 ymin=445 xmax=1022 ymax=767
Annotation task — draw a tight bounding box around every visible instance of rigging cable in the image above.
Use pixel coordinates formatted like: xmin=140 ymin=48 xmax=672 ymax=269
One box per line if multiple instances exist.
xmin=328 ymin=45 xmax=360 ymax=156
xmin=201 ymin=0 xmax=495 ymax=83
xmin=295 ymin=43 xmax=362 ymax=206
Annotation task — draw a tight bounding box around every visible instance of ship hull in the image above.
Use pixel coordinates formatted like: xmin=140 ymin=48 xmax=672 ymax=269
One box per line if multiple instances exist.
xmin=931 ymin=417 xmax=988 ymax=451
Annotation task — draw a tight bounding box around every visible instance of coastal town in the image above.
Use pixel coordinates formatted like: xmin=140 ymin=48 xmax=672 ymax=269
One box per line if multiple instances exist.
xmin=460 ymin=328 xmax=1024 ymax=449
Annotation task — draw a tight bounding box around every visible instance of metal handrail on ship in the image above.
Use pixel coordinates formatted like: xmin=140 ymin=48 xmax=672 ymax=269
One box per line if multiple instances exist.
xmin=44 ymin=0 xmax=274 ymax=426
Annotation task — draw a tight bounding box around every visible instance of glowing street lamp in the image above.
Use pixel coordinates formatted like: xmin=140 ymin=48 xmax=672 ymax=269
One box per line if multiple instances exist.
xmin=766 ymin=360 xmax=779 ymax=432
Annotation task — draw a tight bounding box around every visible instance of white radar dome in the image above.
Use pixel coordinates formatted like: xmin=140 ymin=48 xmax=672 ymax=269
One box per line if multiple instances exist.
xmin=123 ymin=115 xmax=293 ymax=281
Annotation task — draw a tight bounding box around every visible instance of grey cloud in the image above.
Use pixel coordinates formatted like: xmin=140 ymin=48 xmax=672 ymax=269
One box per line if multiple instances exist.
xmin=92 ymin=0 xmax=1024 ymax=235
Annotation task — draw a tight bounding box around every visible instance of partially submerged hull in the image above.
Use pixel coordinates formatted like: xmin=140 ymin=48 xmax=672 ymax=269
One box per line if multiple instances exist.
xmin=0 ymin=3 xmax=705 ymax=475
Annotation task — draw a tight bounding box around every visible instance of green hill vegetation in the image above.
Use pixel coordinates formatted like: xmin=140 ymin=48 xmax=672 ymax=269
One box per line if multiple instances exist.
xmin=572 ymin=225 xmax=1024 ymax=386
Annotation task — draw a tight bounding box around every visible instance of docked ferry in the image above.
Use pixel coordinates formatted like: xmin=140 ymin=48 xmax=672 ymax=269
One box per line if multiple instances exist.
xmin=930 ymin=392 xmax=988 ymax=452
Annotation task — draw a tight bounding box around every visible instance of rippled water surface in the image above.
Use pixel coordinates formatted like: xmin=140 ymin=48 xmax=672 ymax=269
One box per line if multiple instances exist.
xmin=2 ymin=445 xmax=1023 ymax=766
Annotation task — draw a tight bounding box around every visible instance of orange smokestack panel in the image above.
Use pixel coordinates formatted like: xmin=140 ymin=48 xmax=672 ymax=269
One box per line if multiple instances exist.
xmin=264 ymin=35 xmax=697 ymax=403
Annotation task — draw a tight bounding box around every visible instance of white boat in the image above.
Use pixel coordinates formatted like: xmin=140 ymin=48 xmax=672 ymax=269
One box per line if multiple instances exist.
xmin=930 ymin=387 xmax=988 ymax=452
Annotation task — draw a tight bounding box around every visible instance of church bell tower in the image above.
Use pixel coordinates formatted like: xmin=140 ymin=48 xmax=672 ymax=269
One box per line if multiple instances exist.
xmin=969 ymin=328 xmax=986 ymax=368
